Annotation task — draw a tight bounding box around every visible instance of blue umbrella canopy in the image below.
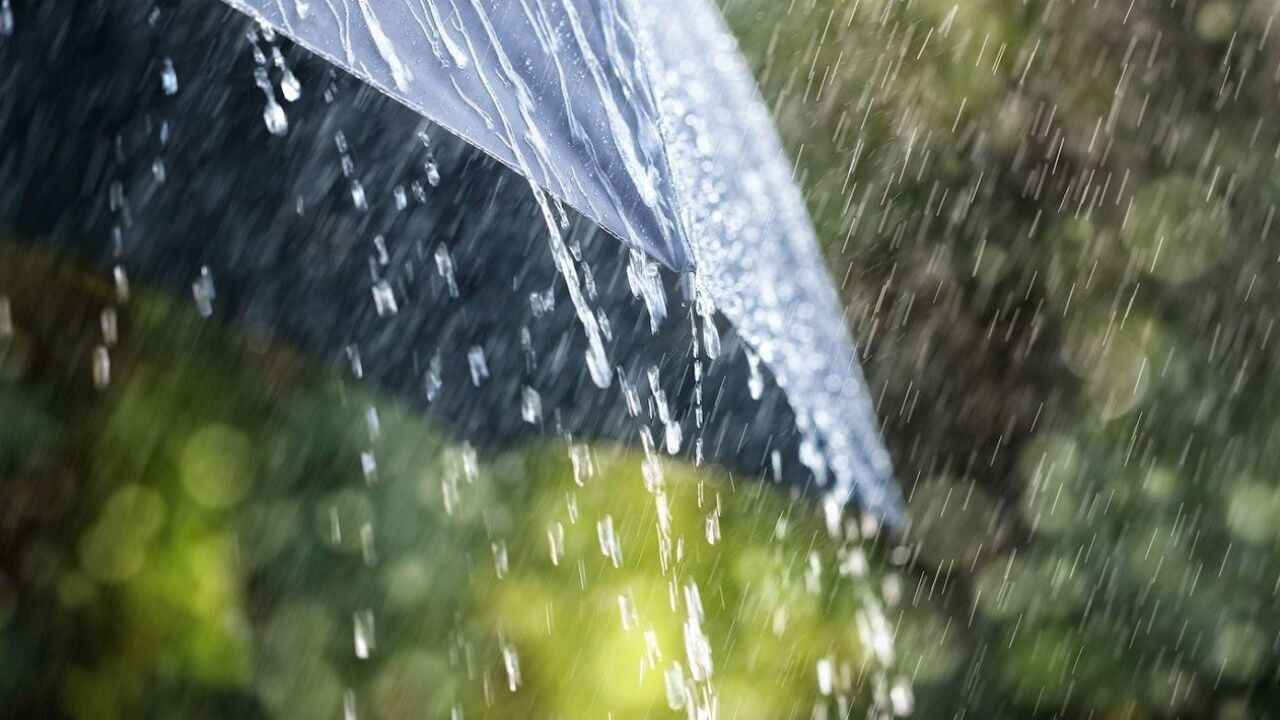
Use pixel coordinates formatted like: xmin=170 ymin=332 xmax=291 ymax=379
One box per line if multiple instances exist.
xmin=0 ymin=0 xmax=902 ymax=522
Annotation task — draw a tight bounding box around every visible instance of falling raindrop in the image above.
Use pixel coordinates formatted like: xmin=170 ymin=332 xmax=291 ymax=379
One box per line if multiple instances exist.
xmin=191 ymin=266 xmax=215 ymax=318
xmin=423 ymin=354 xmax=442 ymax=401
xmin=91 ymin=346 xmax=110 ymax=390
xmin=520 ymin=386 xmax=542 ymax=424
xmin=626 ymin=249 xmax=667 ymax=332
xmin=359 ymin=450 xmax=377 ymax=484
xmin=0 ymin=1 xmax=14 ymax=37
xmin=816 ymin=657 xmax=835 ymax=696
xmin=345 ymin=344 xmax=364 ymax=379
xmin=359 ymin=524 xmax=376 ymax=565
xmin=491 ymin=540 xmax=509 ymax=579
xmin=746 ymin=349 xmax=764 ymax=400
xmin=617 ymin=591 xmax=639 ymax=631
xmin=342 ymin=690 xmax=357 ymax=720
xmin=279 ymin=69 xmax=302 ymax=102
xmin=353 ymin=610 xmax=375 ymax=659
xmin=664 ymin=663 xmax=687 ymax=710
xmin=704 ymin=507 xmax=720 ymax=546
xmin=529 ymin=288 xmax=555 ymax=317
xmin=546 ymin=522 xmax=564 ymax=566
xmin=889 ymin=678 xmax=914 ymax=716
xmin=371 ymin=279 xmax=397 ymax=317
xmin=501 ymin=644 xmax=521 ymax=692
xmin=262 ymin=99 xmax=288 ymax=136
xmin=467 ymin=346 xmax=489 ymax=386
xmin=596 ymin=515 xmax=622 ymax=567
xmin=350 ymin=180 xmax=368 ymax=211
xmin=100 ymin=309 xmax=117 ymax=346
xmin=159 ymin=57 xmax=179 ymax=95
xmin=433 ymin=244 xmax=458 ymax=298
xmin=111 ymin=266 xmax=129 ymax=303
xmin=272 ymin=47 xmax=302 ymax=102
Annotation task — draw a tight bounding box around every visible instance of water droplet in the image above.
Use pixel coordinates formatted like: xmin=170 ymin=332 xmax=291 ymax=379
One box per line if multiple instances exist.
xmin=112 ymin=266 xmax=130 ymax=303
xmin=816 ymin=657 xmax=835 ymax=695
xmin=520 ymin=386 xmax=542 ymax=424
xmin=424 ymin=353 xmax=442 ymax=401
xmin=160 ymin=58 xmax=179 ymax=95
xmin=704 ymin=510 xmax=720 ymax=546
xmin=329 ymin=506 xmax=342 ymax=544
xmin=585 ymin=344 xmax=613 ymax=388
xmin=371 ymin=280 xmax=398 ymax=317
xmin=746 ymin=349 xmax=764 ymax=400
xmin=529 ymin=288 xmax=555 ymax=317
xmin=664 ymin=663 xmax=687 ymax=710
xmin=627 ymin=249 xmax=667 ymax=332
xmin=701 ymin=316 xmax=721 ymax=359
xmin=467 ymin=346 xmax=489 ymax=386
xmin=280 ymin=69 xmax=302 ymax=102
xmin=664 ymin=421 xmax=682 ymax=455
xmin=359 ymin=524 xmax=376 ymax=566
xmin=350 ymin=180 xmax=368 ymax=211
xmin=501 ymin=644 xmax=521 ymax=692
xmin=890 ymin=678 xmax=915 ymax=716
xmin=342 ymin=690 xmax=357 ymax=720
xmin=100 ymin=309 xmax=118 ymax=346
xmin=92 ymin=346 xmax=110 ymax=390
xmin=191 ymin=266 xmax=215 ymax=318
xmin=263 ymin=100 xmax=288 ymax=136
xmin=1 ymin=1 xmax=15 ymax=37
xmin=346 ymin=344 xmax=364 ymax=379
xmin=434 ymin=244 xmax=458 ymax=298
xmin=596 ymin=515 xmax=622 ymax=567
xmin=618 ymin=591 xmax=639 ymax=631
xmin=546 ymin=522 xmax=564 ymax=565
xmin=491 ymin=540 xmax=509 ymax=579
xmin=353 ymin=609 xmax=375 ymax=659
xmin=360 ymin=450 xmax=378 ymax=484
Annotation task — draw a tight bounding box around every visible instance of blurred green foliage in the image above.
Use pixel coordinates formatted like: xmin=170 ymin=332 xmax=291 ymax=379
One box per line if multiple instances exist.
xmin=723 ymin=0 xmax=1280 ymax=716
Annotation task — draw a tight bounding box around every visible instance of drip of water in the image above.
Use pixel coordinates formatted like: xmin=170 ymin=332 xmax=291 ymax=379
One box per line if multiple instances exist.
xmin=371 ymin=280 xmax=397 ymax=316
xmin=92 ymin=346 xmax=110 ymax=390
xmin=160 ymin=58 xmax=180 ymax=95
xmin=466 ymin=345 xmax=489 ymax=386
xmin=1 ymin=0 xmax=14 ymax=37
xmin=192 ymin=266 xmax=215 ymax=318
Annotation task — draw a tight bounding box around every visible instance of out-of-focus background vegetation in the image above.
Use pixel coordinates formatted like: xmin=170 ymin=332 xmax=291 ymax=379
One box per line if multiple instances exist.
xmin=724 ymin=0 xmax=1280 ymax=716
xmin=2 ymin=0 xmax=1280 ymax=717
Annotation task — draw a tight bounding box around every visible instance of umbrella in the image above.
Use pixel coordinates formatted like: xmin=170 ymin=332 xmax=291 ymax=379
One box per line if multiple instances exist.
xmin=0 ymin=0 xmax=903 ymax=522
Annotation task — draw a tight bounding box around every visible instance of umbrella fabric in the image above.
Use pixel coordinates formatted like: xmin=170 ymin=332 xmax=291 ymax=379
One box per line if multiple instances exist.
xmin=0 ymin=0 xmax=902 ymax=521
